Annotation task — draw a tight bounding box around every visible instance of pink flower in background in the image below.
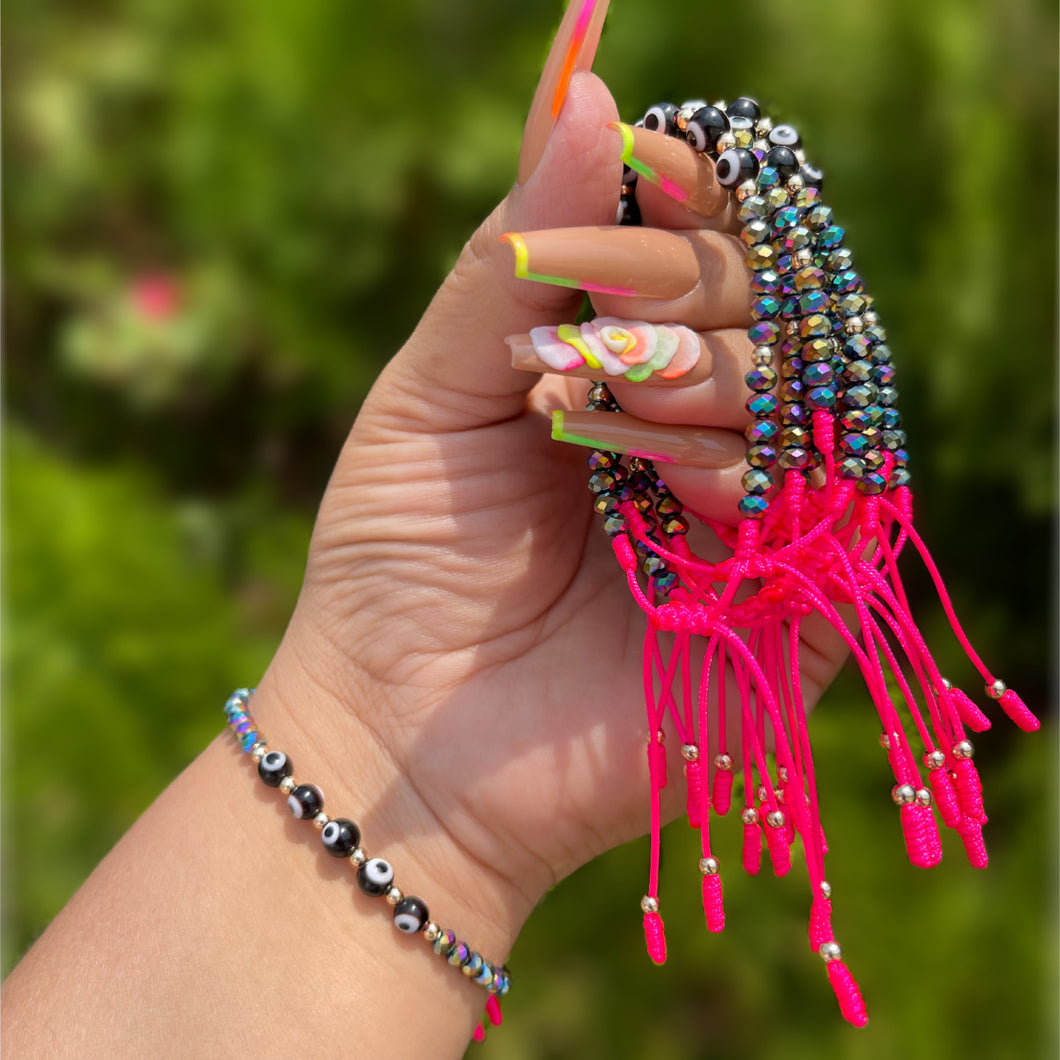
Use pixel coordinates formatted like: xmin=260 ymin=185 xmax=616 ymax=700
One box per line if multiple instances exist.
xmin=130 ymin=273 xmax=180 ymax=321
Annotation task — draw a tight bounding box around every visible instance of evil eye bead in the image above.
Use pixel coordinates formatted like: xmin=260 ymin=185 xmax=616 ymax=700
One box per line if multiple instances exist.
xmin=726 ymin=96 xmax=761 ymax=121
xmin=716 ymin=148 xmax=759 ymax=188
xmin=685 ymin=105 xmax=729 ymax=152
xmin=393 ymin=895 xmax=430 ymax=934
xmin=357 ymin=857 xmax=395 ymax=897
xmin=799 ymin=162 xmax=824 ymax=188
xmin=642 ymin=102 xmax=679 ymax=136
xmin=320 ymin=817 xmax=361 ymax=857
xmin=287 ymin=783 xmax=324 ymax=819
xmin=257 ymin=749 xmax=293 ymax=788
xmin=768 ymin=123 xmax=802 ymax=149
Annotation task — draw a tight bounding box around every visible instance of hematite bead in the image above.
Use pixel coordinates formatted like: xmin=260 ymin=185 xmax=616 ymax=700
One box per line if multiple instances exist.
xmin=802 ymin=362 xmax=834 ymax=388
xmin=287 ymin=783 xmax=324 ymax=820
xmin=738 ymin=494 xmax=769 ymax=517
xmin=686 ymin=105 xmax=730 ymax=152
xmin=765 ymin=145 xmax=799 ymax=179
xmin=780 ymin=402 xmax=809 ymax=426
xmin=258 ymin=750 xmax=292 ymax=787
xmin=746 ymin=420 xmax=779 ymax=444
xmin=393 ymin=895 xmax=430 ymax=934
xmin=717 ymin=148 xmax=759 ymax=188
xmin=745 ymin=366 xmax=778 ymax=391
xmin=321 ymin=817 xmax=361 ymax=857
xmin=726 ymin=96 xmax=761 ymax=121
xmin=746 ymin=393 xmax=778 ymax=416
xmin=357 ymin=857 xmax=395 ymax=897
xmin=643 ymin=102 xmax=679 ymax=135
xmin=747 ymin=443 xmax=778 ymax=468
xmin=806 ymin=386 xmax=837 ymax=409
xmin=741 ymin=469 xmax=774 ymax=495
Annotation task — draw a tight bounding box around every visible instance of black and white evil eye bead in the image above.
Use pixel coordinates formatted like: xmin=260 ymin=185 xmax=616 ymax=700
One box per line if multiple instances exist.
xmin=715 ymin=148 xmax=759 ymax=188
xmin=799 ymin=162 xmax=824 ymax=188
xmin=356 ymin=857 xmax=395 ymax=897
xmin=257 ymin=750 xmax=292 ymax=788
xmin=725 ymin=96 xmax=761 ymax=121
xmin=765 ymin=146 xmax=799 ymax=179
xmin=287 ymin=783 xmax=324 ymax=819
xmin=685 ymin=105 xmax=729 ymax=153
xmin=393 ymin=895 xmax=430 ymax=934
xmin=320 ymin=817 xmax=361 ymax=857
xmin=768 ymin=123 xmax=802 ymax=149
xmin=642 ymin=102 xmax=679 ymax=136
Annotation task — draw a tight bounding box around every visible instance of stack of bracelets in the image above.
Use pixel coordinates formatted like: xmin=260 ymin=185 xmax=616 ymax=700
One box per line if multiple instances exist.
xmin=223 ymin=688 xmax=510 ymax=1042
xmin=575 ymin=94 xmax=1038 ymax=1025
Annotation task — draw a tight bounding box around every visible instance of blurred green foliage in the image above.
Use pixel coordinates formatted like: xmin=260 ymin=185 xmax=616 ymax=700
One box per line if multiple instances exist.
xmin=3 ymin=0 xmax=1056 ymax=1057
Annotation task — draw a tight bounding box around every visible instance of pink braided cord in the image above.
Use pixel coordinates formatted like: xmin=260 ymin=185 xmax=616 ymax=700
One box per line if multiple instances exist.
xmin=702 ymin=873 xmax=725 ymax=934
xmin=900 ymin=803 xmax=943 ymax=869
xmin=928 ymin=767 xmax=963 ymax=830
xmin=742 ymin=821 xmax=762 ymax=876
xmin=951 ymin=757 xmax=987 ymax=824
xmin=827 ymin=959 xmax=869 ymax=1027
xmin=712 ymin=767 xmax=734 ymax=816
xmin=643 ymin=911 xmax=667 ymax=965
xmin=999 ymin=689 xmax=1040 ymax=732
xmin=685 ymin=759 xmax=703 ymax=829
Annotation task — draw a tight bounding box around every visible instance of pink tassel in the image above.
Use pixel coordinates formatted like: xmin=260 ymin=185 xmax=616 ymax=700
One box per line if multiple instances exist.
xmin=928 ymin=766 xmax=962 ymax=829
xmin=485 ymin=995 xmax=503 ymax=1027
xmin=702 ymin=872 xmax=725 ymax=933
xmin=685 ymin=759 xmax=703 ymax=828
xmin=765 ymin=817 xmax=792 ymax=877
xmin=809 ymin=895 xmax=833 ymax=952
xmin=643 ymin=910 xmax=667 ymax=964
xmin=999 ymin=688 xmax=1040 ymax=732
xmin=712 ymin=766 xmax=733 ymax=816
xmin=473 ymin=1023 xmax=485 ymax=1043
xmin=900 ymin=803 xmax=942 ymax=869
xmin=959 ymin=819 xmax=989 ymax=868
xmin=952 ymin=757 xmax=987 ymax=824
xmin=950 ymin=687 xmax=991 ymax=732
xmin=742 ymin=820 xmax=761 ymax=876
xmin=826 ymin=959 xmax=869 ymax=1027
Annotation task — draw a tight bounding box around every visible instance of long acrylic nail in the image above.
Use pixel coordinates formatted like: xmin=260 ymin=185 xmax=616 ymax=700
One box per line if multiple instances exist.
xmin=610 ymin=122 xmax=730 ymax=218
xmin=507 ymin=319 xmax=711 ymax=385
xmin=552 ymin=410 xmax=745 ymax=468
xmin=501 ymin=228 xmax=700 ymax=299
xmin=518 ymin=0 xmax=610 ymax=185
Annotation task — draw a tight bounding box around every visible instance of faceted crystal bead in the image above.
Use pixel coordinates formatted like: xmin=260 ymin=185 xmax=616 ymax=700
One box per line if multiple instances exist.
xmin=765 ymin=186 xmax=789 ymax=211
xmin=890 ymin=467 xmax=912 ymax=488
xmin=864 ymin=404 xmax=885 ymax=425
xmin=862 ymin=426 xmax=883 ymax=447
xmin=779 ymin=296 xmax=801 ymax=319
xmin=841 ymin=408 xmax=872 ymax=431
xmin=845 ymin=383 xmax=878 ymax=407
xmin=778 ymin=447 xmax=811 ymax=470
xmin=844 ymin=359 xmax=873 ymax=383
xmin=781 ymin=225 xmax=812 ymax=252
xmin=752 ymin=294 xmax=781 ymax=319
xmin=839 ymin=432 xmax=870 ymax=456
xmin=828 ymin=248 xmax=854 ymax=272
xmin=843 ymin=334 xmax=872 ymax=360
xmin=806 ymin=205 xmax=833 ymax=230
xmin=780 ymin=402 xmax=809 ymax=426
xmin=593 ymin=492 xmax=620 ymax=515
xmin=802 ymin=338 xmax=832 ymax=362
xmin=656 ymin=495 xmax=683 ymax=515
xmin=741 ymin=219 xmax=772 ymax=246
xmin=836 ymin=293 xmax=868 ymax=317
xmin=798 ymin=314 xmax=831 ymax=339
xmin=798 ymin=291 xmax=830 ymax=315
xmin=746 ymin=244 xmax=777 ymax=270
xmin=862 ymin=450 xmax=886 ymax=473
xmin=795 ymin=181 xmax=823 ymax=203
xmin=749 ymin=321 xmax=781 ymax=345
xmin=803 ymin=362 xmax=834 ymax=387
xmin=602 ymin=513 xmax=626 ymax=536
xmin=881 ymin=429 xmax=906 ymax=450
xmin=865 ymin=324 xmax=887 ymax=343
xmin=750 ymin=268 xmax=780 ymax=294
xmin=747 ymin=443 xmax=778 ymax=467
xmin=873 ymin=363 xmax=896 ymax=386
xmin=831 ymin=269 xmax=863 ymax=293
xmin=587 ymin=451 xmax=616 ymax=470
xmin=738 ymin=195 xmax=770 ymax=222
xmin=838 ymin=456 xmax=865 ymax=479
xmin=772 ymin=205 xmax=802 ymax=231
xmin=877 ymin=386 xmax=898 ymax=406
xmin=756 ymin=165 xmax=781 ymax=189
xmin=806 ymin=386 xmax=836 ymax=409
xmin=817 ymin=225 xmax=845 ymax=249
xmin=881 ymin=407 xmax=902 ymax=428
xmin=662 ymin=514 xmax=689 ymax=535
xmin=780 ymin=355 xmax=805 ymax=379
xmin=738 ymin=494 xmax=769 ymax=518
xmin=794 ymin=266 xmax=825 ymax=290
xmin=776 ymin=253 xmax=794 ymax=274
xmin=869 ymin=342 xmax=893 ymax=364
xmin=588 ymin=471 xmax=617 ymax=494
xmin=642 ymin=554 xmax=668 ymax=577
xmin=858 ymin=471 xmax=887 ymax=495
xmin=654 ymin=570 xmax=679 ymax=593
xmin=780 ymin=426 xmax=809 ymax=449
xmin=746 ymin=393 xmax=778 ymax=416
xmin=741 ymin=469 xmax=774 ymax=494
xmin=745 ymin=366 xmax=778 ymax=391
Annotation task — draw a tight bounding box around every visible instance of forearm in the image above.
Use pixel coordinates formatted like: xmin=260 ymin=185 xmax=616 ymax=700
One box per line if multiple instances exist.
xmin=2 ymin=659 xmax=527 ymax=1059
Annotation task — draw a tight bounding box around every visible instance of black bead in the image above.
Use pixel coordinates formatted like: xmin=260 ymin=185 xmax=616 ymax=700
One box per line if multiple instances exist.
xmin=618 ymin=192 xmax=641 ymax=226
xmin=765 ymin=146 xmax=799 ymax=180
xmin=715 ymin=148 xmax=759 ymax=188
xmin=642 ymin=102 xmax=679 ymax=135
xmin=799 ymin=162 xmax=824 ymax=189
xmin=356 ymin=857 xmax=395 ymax=897
xmin=393 ymin=896 xmax=430 ymax=934
xmin=257 ymin=750 xmax=292 ymax=788
xmin=685 ymin=105 xmax=729 ymax=152
xmin=321 ymin=817 xmax=361 ymax=857
xmin=726 ymin=96 xmax=761 ymax=121
xmin=287 ymin=783 xmax=324 ymax=820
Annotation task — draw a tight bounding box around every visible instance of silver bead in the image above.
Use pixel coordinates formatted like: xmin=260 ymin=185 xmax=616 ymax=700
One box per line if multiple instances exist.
xmin=952 ymin=740 xmax=975 ymax=760
xmin=741 ymin=807 xmax=759 ymax=825
xmin=680 ymin=743 xmax=699 ymax=762
xmin=785 ymin=174 xmax=805 ymax=195
xmin=879 ymin=732 xmax=891 ymax=750
xmin=915 ymin=788 xmax=933 ymax=808
xmin=819 ymin=941 xmax=843 ymax=963
xmin=924 ymin=749 xmax=946 ymax=770
xmin=279 ymin=776 xmax=296 ymax=794
xmin=734 ymin=179 xmax=758 ymax=202
xmin=986 ymin=679 xmax=1006 ymax=700
xmin=755 ymin=116 xmax=774 ymax=137
xmin=711 ymin=100 xmax=727 ymax=112
xmin=793 ymin=248 xmax=814 ymax=268
xmin=251 ymin=743 xmax=268 ymax=761
xmin=863 ymin=310 xmax=880 ymax=326
xmin=424 ymin=922 xmax=440 ymax=942
xmin=313 ymin=812 xmax=329 ymax=830
xmin=386 ymin=886 xmax=403 ymax=905
xmin=680 ymin=98 xmax=708 ymax=113
xmin=640 ymin=895 xmax=659 ymax=914
xmin=756 ymin=785 xmax=768 ymax=802
xmin=793 ymin=147 xmax=807 ymax=164
xmin=891 ymin=784 xmax=916 ymax=806
xmin=716 ymin=130 xmax=737 ymax=152
xmin=777 ymin=766 xmax=789 ymax=783
xmin=938 ymin=677 xmax=953 ymax=692
xmin=714 ymin=753 xmax=734 ymax=771
xmin=843 ymin=315 xmax=865 ymax=335
xmin=819 ymin=880 xmax=832 ymax=899
xmin=752 ymin=138 xmax=770 ymax=155
xmin=753 ymin=345 xmax=774 ymax=366
xmin=699 ymin=856 xmax=720 ymax=876
xmin=766 ymin=810 xmax=786 ymax=829
xmin=349 ymin=847 xmax=367 ymax=866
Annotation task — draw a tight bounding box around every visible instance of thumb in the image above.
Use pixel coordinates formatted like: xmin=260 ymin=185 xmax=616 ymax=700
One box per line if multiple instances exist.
xmin=368 ymin=71 xmax=621 ymax=434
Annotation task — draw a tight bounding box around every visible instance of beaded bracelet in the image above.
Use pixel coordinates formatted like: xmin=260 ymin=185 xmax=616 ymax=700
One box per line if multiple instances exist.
xmin=223 ymin=688 xmax=510 ymax=1040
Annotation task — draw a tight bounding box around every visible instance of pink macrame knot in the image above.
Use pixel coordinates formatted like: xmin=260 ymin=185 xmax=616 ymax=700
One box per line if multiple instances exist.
xmin=653 ymin=602 xmax=714 ymax=637
xmin=811 ymin=409 xmax=835 ymax=454
xmin=764 ymin=815 xmax=792 ymax=877
xmin=958 ymin=818 xmax=989 ymax=869
xmin=684 ymin=759 xmax=703 ymax=828
xmin=951 ymin=757 xmax=987 ymax=824
xmin=611 ymin=534 xmax=637 ymax=571
xmin=895 ymin=484 xmax=914 ymax=519
xmin=826 ymin=958 xmax=869 ymax=1027
xmin=485 ymin=995 xmax=503 ymax=1027
xmin=701 ymin=872 xmax=725 ymax=933
xmin=712 ymin=765 xmax=734 ymax=816
xmin=643 ymin=910 xmax=667 ymax=964
xmin=900 ymin=803 xmax=942 ymax=869
xmin=999 ymin=688 xmax=1040 ymax=732
xmin=809 ymin=894 xmax=833 ymax=952
xmin=742 ymin=819 xmax=762 ymax=876
xmin=949 ymin=687 xmax=991 ymax=732
xmin=927 ymin=766 xmax=962 ymax=829
xmin=736 ymin=518 xmax=760 ymax=557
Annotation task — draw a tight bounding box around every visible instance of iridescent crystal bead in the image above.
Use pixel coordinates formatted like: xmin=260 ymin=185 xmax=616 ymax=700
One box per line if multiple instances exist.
xmin=745 ymin=366 xmax=778 ymax=391
xmin=795 ymin=185 xmax=822 ymax=207
xmin=780 ymin=402 xmax=809 ymax=426
xmin=890 ymin=467 xmax=912 ymax=488
xmin=779 ymin=296 xmax=801 ymax=319
xmin=776 ymin=253 xmax=794 ymax=274
xmin=741 ymin=219 xmax=772 ymax=246
xmin=803 ymin=362 xmax=834 ymax=387
xmin=752 ymin=294 xmax=781 ymax=319
xmin=781 ymin=225 xmax=812 ymax=252
xmin=765 ymin=186 xmax=789 ymax=211
xmin=738 ymin=195 xmax=770 ymax=222
xmin=798 ymin=314 xmax=831 ymax=339
xmin=802 ymin=338 xmax=832 ymax=362
xmin=869 ymin=342 xmax=893 ymax=364
xmin=602 ymin=513 xmax=626 ymax=536
xmin=863 ymin=450 xmax=886 ymax=473
xmin=843 ymin=334 xmax=872 ymax=359
xmin=778 ymin=447 xmax=811 ymax=470
xmin=844 ymin=359 xmax=872 ymax=383
xmin=806 ymin=386 xmax=837 ymax=409
xmin=746 ymin=393 xmax=778 ymax=416
xmin=881 ymin=407 xmax=902 ymax=428
xmin=593 ymin=492 xmax=620 ymax=515
xmin=642 ymin=554 xmax=667 ymax=577
xmin=838 ymin=456 xmax=865 ymax=479
xmin=863 ymin=404 xmax=885 ymax=425
xmin=794 ymin=267 xmax=825 ymax=290
xmin=817 ymin=224 xmax=845 ymax=249
xmin=806 ymin=204 xmax=833 ymax=229
xmin=845 ymin=383 xmax=878 ymax=407
xmin=858 ymin=471 xmax=887 ymax=495
xmin=780 ymin=355 xmax=805 ymax=379
xmin=831 ymin=269 xmax=862 ymax=293
xmin=828 ymin=248 xmax=854 ymax=272
xmin=748 ymin=321 xmax=781 ymax=345
xmin=662 ymin=514 xmax=689 ymax=535
xmin=865 ymin=324 xmax=887 ymax=343
xmin=798 ymin=291 xmax=830 ymax=315
xmin=588 ymin=471 xmax=617 ymax=493
xmin=656 ymin=495 xmax=682 ymax=515
xmin=738 ymin=494 xmax=769 ymax=518
xmin=877 ymin=386 xmax=898 ymax=406
xmin=772 ymin=205 xmax=801 ymax=231
xmin=746 ymin=244 xmax=777 ymax=270
xmin=841 ymin=408 xmax=872 ymax=431
xmin=780 ymin=426 xmax=809 ymax=449
xmin=587 ymin=451 xmax=616 ymax=470
xmin=839 ymin=432 xmax=870 ymax=456
xmin=746 ymin=419 xmax=779 ymax=443
xmin=873 ymin=363 xmax=895 ymax=386
xmin=836 ymin=293 xmax=868 ymax=317
xmin=881 ymin=429 xmax=906 ymax=450
xmin=756 ymin=165 xmax=781 ymax=189
xmin=654 ymin=570 xmax=679 ymax=594
xmin=750 ymin=268 xmax=780 ymax=294
xmin=747 ymin=443 xmax=778 ymax=467
xmin=862 ymin=425 xmax=883 ymax=447
xmin=741 ymin=468 xmax=774 ymax=494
